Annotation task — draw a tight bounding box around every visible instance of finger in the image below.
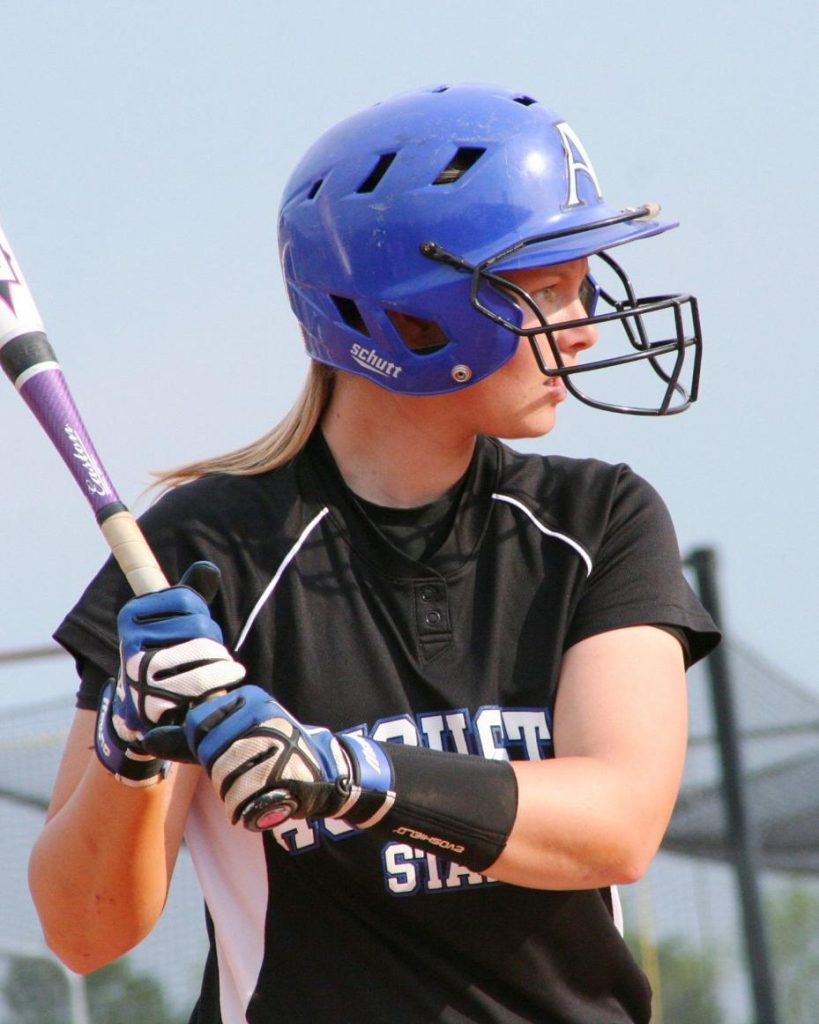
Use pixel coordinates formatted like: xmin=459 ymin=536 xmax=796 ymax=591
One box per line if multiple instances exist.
xmin=120 ymin=584 xmax=215 ymax=626
xmin=178 ymin=561 xmax=222 ymax=604
xmin=141 ymin=724 xmax=199 ymax=763
xmin=119 ymin=606 xmax=225 ymax=654
xmin=137 ymin=638 xmax=246 ymax=689
xmin=129 ymin=639 xmax=246 ymax=723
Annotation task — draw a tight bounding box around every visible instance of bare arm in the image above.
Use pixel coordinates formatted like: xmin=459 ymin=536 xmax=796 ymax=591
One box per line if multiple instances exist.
xmin=28 ymin=708 xmax=201 ymax=973
xmin=489 ymin=625 xmax=688 ymax=890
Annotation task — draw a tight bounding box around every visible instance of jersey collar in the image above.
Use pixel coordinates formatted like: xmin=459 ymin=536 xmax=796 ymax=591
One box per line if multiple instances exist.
xmin=296 ymin=429 xmax=501 ymax=580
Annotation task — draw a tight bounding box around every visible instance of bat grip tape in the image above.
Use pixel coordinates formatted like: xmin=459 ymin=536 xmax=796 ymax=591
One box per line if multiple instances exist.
xmin=99 ymin=511 xmax=169 ymax=595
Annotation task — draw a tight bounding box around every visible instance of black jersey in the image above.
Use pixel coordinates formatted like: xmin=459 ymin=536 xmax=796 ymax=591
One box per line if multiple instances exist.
xmin=56 ymin=431 xmax=719 ymax=1024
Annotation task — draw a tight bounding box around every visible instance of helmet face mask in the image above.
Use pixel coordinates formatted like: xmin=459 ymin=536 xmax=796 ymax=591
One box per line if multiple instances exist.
xmin=454 ymin=228 xmax=702 ymax=416
xmin=278 ymin=84 xmax=703 ymax=415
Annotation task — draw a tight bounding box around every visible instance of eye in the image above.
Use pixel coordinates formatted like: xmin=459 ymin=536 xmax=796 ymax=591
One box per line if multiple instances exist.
xmin=530 ymin=286 xmax=555 ymax=307
xmin=517 ymin=284 xmax=558 ymax=318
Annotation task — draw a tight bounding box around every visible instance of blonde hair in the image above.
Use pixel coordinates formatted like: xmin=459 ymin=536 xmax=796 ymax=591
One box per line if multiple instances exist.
xmin=152 ymin=361 xmax=336 ymax=492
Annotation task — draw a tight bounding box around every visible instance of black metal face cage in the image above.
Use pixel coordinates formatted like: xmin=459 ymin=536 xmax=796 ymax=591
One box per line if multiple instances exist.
xmin=420 ymin=206 xmax=703 ymax=416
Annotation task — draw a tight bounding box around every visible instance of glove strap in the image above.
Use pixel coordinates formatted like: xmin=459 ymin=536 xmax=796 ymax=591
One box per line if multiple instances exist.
xmin=334 ymin=734 xmax=396 ymax=826
xmin=95 ymin=681 xmax=170 ymax=788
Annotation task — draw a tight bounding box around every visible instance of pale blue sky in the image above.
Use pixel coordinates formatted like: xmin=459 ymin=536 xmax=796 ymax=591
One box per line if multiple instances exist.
xmin=1 ymin=0 xmax=817 ymax=708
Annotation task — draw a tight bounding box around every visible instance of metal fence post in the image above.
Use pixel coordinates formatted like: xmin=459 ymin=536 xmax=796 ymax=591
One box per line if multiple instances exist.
xmin=686 ymin=546 xmax=779 ymax=1024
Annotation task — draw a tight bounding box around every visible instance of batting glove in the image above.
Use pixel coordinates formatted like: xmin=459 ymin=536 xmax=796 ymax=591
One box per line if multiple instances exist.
xmin=95 ymin=562 xmax=246 ymax=786
xmin=183 ymin=685 xmax=395 ymax=831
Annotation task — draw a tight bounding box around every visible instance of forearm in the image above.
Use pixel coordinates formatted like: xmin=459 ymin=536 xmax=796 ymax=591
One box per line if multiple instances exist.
xmin=487 ymin=756 xmax=672 ymax=890
xmin=482 ymin=627 xmax=687 ymax=890
xmin=29 ymin=718 xmax=195 ymax=973
xmin=31 ymin=574 xmax=244 ymax=970
xmin=357 ymin=743 xmax=672 ymax=892
xmin=30 ymin=760 xmax=172 ymax=971
xmin=365 ymin=629 xmax=684 ymax=890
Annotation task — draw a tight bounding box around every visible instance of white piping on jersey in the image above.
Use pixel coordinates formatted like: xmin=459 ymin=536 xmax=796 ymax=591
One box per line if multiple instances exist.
xmin=235 ymin=507 xmax=330 ymax=651
xmin=611 ymin=884 xmax=624 ymax=935
xmin=491 ymin=493 xmax=593 ymax=577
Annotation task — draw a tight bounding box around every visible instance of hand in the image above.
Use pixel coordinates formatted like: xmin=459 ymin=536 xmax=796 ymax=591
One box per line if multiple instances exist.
xmin=113 ymin=562 xmax=245 ymax=740
xmin=183 ymin=685 xmax=395 ymax=832
xmin=95 ymin=562 xmax=246 ymax=784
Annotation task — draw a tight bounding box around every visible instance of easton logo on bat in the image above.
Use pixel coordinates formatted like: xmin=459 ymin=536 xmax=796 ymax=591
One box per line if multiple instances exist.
xmin=0 ymin=243 xmax=21 ymax=316
xmin=64 ymin=425 xmax=112 ymax=497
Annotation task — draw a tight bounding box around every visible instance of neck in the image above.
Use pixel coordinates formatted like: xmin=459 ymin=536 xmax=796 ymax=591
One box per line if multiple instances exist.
xmin=320 ymin=373 xmax=476 ymax=507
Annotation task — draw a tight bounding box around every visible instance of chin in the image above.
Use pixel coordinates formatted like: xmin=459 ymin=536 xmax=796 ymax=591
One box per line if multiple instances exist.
xmin=496 ymin=408 xmax=559 ymax=440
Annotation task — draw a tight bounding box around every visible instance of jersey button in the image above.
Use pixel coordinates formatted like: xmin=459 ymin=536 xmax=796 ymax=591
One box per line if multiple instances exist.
xmin=413 ymin=580 xmax=452 ymax=648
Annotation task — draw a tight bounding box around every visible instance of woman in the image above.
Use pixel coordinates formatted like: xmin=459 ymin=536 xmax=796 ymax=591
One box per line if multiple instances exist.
xmin=30 ymin=83 xmax=719 ymax=1023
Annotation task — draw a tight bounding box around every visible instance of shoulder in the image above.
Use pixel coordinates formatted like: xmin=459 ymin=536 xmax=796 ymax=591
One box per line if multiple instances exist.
xmin=141 ymin=463 xmax=301 ymax=534
xmin=485 ymin=442 xmax=720 ymax=662
xmin=486 ymin=437 xmax=664 ymax=548
xmin=131 ymin=461 xmax=316 ymax=572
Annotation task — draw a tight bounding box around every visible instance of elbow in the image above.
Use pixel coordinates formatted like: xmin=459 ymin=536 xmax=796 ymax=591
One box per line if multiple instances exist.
xmin=573 ymin=813 xmax=665 ymax=887
xmin=605 ymin=829 xmax=664 ymax=886
xmin=29 ymin=849 xmax=164 ymax=974
xmin=31 ymin=879 xmax=151 ymax=976
xmin=29 ymin=876 xmax=115 ymax=976
xmin=44 ymin=938 xmax=114 ymax=977
xmin=38 ymin=917 xmax=144 ymax=976
xmin=34 ymin=899 xmax=155 ymax=975
xmin=609 ymin=856 xmax=651 ymax=887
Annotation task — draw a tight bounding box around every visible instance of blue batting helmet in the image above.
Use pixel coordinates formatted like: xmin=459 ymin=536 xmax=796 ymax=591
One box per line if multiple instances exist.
xmin=278 ymin=83 xmax=701 ymax=415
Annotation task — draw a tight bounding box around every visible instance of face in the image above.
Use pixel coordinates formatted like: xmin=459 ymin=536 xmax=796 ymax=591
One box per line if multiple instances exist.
xmin=442 ymin=258 xmax=598 ymax=440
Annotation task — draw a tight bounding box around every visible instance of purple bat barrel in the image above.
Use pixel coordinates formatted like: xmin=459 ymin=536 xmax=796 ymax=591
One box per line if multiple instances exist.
xmin=1 ymin=330 xmax=124 ymax=520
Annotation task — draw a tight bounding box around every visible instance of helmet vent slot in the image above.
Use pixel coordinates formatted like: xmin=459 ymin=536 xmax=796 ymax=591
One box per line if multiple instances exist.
xmin=433 ymin=147 xmax=486 ymax=185
xmin=356 ymin=153 xmax=397 ymax=193
xmin=306 ymin=178 xmax=324 ymax=200
xmin=330 ymin=295 xmax=370 ymax=336
xmin=512 ymin=95 xmax=537 ymax=106
xmin=387 ymin=310 xmax=449 ymax=355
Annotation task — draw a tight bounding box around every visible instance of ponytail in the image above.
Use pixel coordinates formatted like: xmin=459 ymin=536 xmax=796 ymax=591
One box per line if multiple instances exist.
xmin=152 ymin=361 xmax=335 ymax=493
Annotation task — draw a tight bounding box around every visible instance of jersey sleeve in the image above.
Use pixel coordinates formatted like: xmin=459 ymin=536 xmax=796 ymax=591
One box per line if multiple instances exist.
xmin=564 ymin=466 xmax=720 ymax=665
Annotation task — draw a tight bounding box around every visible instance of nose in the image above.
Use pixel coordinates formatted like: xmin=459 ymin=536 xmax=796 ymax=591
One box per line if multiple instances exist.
xmin=550 ymin=297 xmax=598 ymax=361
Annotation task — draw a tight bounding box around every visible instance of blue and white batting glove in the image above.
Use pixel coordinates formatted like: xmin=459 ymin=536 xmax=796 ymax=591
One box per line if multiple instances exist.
xmin=183 ymin=685 xmax=395 ymax=831
xmin=95 ymin=562 xmax=246 ymax=787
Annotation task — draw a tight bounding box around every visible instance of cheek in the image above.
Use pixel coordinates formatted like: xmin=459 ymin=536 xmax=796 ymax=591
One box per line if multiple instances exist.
xmin=480 ymin=345 xmax=546 ymax=413
xmin=472 ymin=345 xmax=530 ymax=406
xmin=503 ymin=339 xmax=544 ymax=382
xmin=452 ymin=342 xmax=545 ymax=420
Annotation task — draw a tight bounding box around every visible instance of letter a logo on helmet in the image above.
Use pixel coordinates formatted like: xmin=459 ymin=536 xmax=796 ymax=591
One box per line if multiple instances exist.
xmin=554 ymin=122 xmax=603 ymax=208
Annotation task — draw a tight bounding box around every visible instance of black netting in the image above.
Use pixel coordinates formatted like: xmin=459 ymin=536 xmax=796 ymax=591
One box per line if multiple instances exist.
xmin=665 ymin=640 xmax=819 ymax=872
